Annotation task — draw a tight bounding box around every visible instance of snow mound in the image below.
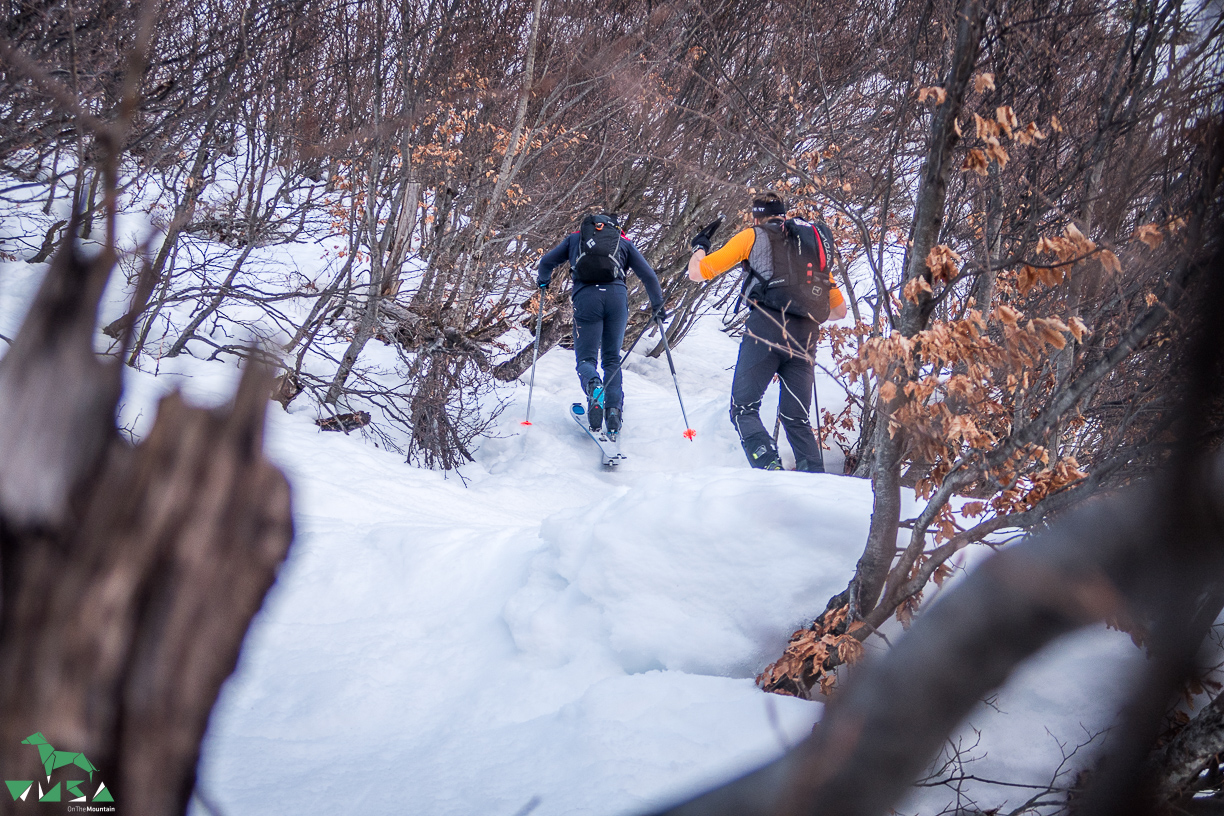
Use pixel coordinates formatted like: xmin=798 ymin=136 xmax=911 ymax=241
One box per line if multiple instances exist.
xmin=506 ymin=470 xmax=868 ymax=677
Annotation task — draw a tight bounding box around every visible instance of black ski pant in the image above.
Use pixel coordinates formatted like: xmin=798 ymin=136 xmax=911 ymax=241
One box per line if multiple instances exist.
xmin=572 ymin=283 xmax=628 ymax=411
xmin=730 ymin=307 xmax=823 ymax=469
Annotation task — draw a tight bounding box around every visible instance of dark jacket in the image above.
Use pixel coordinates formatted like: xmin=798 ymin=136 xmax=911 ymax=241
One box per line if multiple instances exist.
xmin=536 ymin=231 xmax=665 ymax=309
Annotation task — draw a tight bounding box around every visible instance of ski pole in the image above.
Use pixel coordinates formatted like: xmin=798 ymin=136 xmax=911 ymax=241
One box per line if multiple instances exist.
xmin=812 ymin=377 xmax=825 ymax=471
xmin=618 ymin=319 xmax=648 ymax=368
xmin=654 ymin=316 xmax=695 ymax=440
xmin=604 ymin=312 xmax=652 ymax=399
xmin=521 ymin=288 xmax=546 ymax=425
xmin=606 ymin=301 xmax=663 ymax=397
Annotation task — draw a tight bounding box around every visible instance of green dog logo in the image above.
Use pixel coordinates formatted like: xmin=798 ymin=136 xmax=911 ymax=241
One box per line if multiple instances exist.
xmin=20 ymin=733 xmax=97 ymax=782
xmin=4 ymin=733 xmax=113 ymax=804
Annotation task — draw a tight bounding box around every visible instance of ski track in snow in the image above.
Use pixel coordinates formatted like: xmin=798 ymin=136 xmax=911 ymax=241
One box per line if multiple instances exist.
xmin=1 ymin=222 xmax=1144 ymax=816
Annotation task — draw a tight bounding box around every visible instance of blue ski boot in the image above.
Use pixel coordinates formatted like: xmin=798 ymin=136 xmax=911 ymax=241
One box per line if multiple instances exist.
xmin=605 ymin=406 xmax=622 ymax=439
xmin=586 ymin=377 xmax=605 ymax=432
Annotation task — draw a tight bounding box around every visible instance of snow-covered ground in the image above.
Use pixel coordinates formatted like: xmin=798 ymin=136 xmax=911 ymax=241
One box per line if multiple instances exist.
xmin=0 ymin=206 xmax=1147 ymax=815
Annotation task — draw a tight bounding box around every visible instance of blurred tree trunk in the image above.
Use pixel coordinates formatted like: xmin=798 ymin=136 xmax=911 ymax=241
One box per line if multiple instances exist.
xmin=0 ymin=229 xmax=294 ymax=815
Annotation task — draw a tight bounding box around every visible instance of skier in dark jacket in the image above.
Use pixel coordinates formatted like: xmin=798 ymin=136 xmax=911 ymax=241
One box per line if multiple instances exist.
xmin=538 ymin=215 xmax=666 ymax=435
xmin=687 ymin=193 xmax=847 ymax=472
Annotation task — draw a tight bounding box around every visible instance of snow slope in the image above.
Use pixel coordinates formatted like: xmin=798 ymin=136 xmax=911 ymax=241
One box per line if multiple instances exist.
xmin=187 ymin=320 xmax=857 ymax=815
xmin=0 ymin=228 xmax=1144 ymax=816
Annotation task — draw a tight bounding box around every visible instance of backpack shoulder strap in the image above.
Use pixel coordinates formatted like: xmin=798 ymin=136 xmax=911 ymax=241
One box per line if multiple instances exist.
xmin=814 ymin=221 xmax=834 ymax=272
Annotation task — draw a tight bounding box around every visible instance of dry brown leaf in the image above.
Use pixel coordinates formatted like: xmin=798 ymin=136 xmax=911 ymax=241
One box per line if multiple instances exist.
xmin=1068 ymin=316 xmax=1089 ymax=342
xmin=1018 ymin=265 xmax=1038 ymax=294
xmin=1032 ymin=317 xmax=1069 ymax=349
xmin=896 ymin=596 xmax=918 ymax=628
xmin=994 ymin=304 xmax=1023 ymax=326
xmin=824 ymin=605 xmax=849 ymax=631
xmin=1099 ymin=249 xmax=1122 ymax=274
xmin=1015 ymin=121 xmax=1047 ymax=146
xmin=925 ymin=244 xmax=963 ymax=282
xmin=1064 ymin=222 xmax=1096 ymax=254
xmin=835 ymin=635 xmax=865 ymax=666
xmin=903 ymin=275 xmax=933 ymax=304
xmin=1134 ymin=223 xmax=1163 ymax=249
xmin=918 ymin=86 xmax=948 ymax=104
xmin=974 ymin=72 xmax=995 ymax=93
xmin=974 ymin=112 xmax=999 ymax=141
xmin=962 ymin=148 xmax=989 ymax=176
xmin=1050 ymin=114 xmax=1063 ymax=133
xmin=995 ymin=105 xmax=1019 ymax=139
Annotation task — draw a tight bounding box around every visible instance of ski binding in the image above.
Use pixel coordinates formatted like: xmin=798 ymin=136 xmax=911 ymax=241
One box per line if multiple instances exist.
xmin=570 ymin=403 xmax=626 ymax=468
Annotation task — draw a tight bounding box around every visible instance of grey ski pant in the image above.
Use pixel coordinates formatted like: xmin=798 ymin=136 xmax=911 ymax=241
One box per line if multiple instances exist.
xmin=730 ymin=308 xmax=823 ymax=467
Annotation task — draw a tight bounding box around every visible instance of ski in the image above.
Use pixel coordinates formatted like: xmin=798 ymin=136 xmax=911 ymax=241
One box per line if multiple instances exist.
xmin=570 ymin=403 xmax=626 ymax=468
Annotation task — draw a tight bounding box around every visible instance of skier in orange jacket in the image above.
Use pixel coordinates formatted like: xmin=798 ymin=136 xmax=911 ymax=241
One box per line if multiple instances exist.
xmin=688 ymin=193 xmax=847 ymax=471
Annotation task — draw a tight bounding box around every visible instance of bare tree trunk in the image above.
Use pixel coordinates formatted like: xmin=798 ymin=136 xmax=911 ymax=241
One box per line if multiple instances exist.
xmin=323 ymin=0 xmax=392 ymax=405
xmin=853 ymin=0 xmax=985 ymax=617
xmin=323 ymin=150 xmax=386 ymax=404
xmin=454 ymin=0 xmax=543 ymax=315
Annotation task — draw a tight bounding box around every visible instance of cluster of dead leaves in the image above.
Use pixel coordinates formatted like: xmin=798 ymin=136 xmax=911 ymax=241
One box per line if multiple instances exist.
xmin=840 ymin=305 xmax=1094 ymax=533
xmin=902 ymin=244 xmax=964 ymax=304
xmin=1015 ymin=217 xmax=1178 ymax=294
xmin=987 ymin=451 xmax=1087 ymax=518
xmin=911 ymin=445 xmax=1088 ymax=545
xmin=961 ymin=101 xmax=1048 ymax=177
xmin=757 ymin=606 xmax=866 ymax=698
xmin=925 ymin=244 xmax=963 ymax=284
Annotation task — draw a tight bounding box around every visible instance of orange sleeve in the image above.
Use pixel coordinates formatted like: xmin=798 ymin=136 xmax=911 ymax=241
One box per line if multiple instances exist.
xmin=697 ymin=227 xmax=756 ymax=280
xmin=702 ymin=227 xmax=847 ymax=310
xmin=828 ymin=266 xmax=845 ymax=309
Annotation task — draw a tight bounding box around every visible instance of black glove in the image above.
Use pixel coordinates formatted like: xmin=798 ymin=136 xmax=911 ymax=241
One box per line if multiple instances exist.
xmin=652 ymin=304 xmax=668 ymax=323
xmin=690 ymin=215 xmax=725 ymax=253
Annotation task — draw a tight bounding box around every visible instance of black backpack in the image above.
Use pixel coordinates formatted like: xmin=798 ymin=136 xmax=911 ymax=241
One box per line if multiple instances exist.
xmin=573 ymin=214 xmax=624 ymax=283
xmin=741 ymin=218 xmax=833 ymax=322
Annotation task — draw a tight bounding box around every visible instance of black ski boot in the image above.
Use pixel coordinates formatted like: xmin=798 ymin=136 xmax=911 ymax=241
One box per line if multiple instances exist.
xmin=795 ymin=457 xmax=825 ymax=474
xmin=586 ymin=377 xmax=604 ymax=431
xmin=605 ymin=406 xmax=622 ymax=438
xmin=741 ymin=433 xmax=782 ymax=470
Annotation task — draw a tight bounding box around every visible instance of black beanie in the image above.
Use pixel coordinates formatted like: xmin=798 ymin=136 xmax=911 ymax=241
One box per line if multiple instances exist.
xmin=751 ymin=196 xmax=787 ymax=218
